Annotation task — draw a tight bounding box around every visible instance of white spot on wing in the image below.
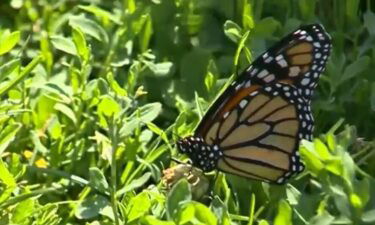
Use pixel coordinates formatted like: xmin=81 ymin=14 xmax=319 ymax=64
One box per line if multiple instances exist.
xmin=289 ymin=66 xmax=301 ymax=77
xmin=258 ymin=69 xmax=269 ymax=78
xmin=313 ymin=42 xmax=321 ymax=48
xmin=264 ymin=74 xmax=275 ymax=83
xmin=250 ymin=68 xmax=258 ymax=76
xmin=276 ymin=55 xmax=284 ymax=61
xmin=301 ymin=78 xmax=310 ymax=86
xmin=277 ymin=59 xmax=288 ymax=68
xmin=239 ymin=99 xmax=248 ymax=108
xmin=265 ymin=86 xmax=272 ymax=92
xmin=264 ymin=56 xmax=273 ymax=63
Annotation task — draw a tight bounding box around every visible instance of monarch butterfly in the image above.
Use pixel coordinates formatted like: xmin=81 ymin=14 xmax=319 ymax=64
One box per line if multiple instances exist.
xmin=176 ymin=24 xmax=332 ymax=184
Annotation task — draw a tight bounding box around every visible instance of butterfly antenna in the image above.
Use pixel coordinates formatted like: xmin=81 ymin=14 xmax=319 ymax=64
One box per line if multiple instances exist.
xmin=171 ymin=157 xmax=185 ymax=164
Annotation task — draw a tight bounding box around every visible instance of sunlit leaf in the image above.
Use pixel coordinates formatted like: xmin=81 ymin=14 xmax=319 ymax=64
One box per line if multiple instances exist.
xmin=69 ymin=15 xmax=109 ymax=43
xmin=0 ymin=160 xmax=17 ymax=204
xmin=274 ymin=200 xmax=292 ymax=225
xmin=127 ymin=192 xmax=152 ymax=223
xmin=72 ymin=26 xmax=90 ymax=62
xmin=224 ymin=20 xmax=242 ymax=43
xmin=0 ymin=123 xmax=21 ymax=156
xmin=51 ymin=36 xmax=77 ymax=55
xmin=0 ymin=31 xmax=20 ymax=55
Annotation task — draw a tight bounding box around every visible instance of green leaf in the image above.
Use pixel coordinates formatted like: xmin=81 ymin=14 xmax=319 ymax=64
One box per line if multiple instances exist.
xmin=146 ymin=122 xmax=169 ymax=147
xmin=211 ymin=197 xmax=231 ymax=225
xmin=179 ymin=202 xmax=217 ymax=225
xmin=242 ymin=2 xmax=254 ymax=30
xmin=0 ymin=55 xmax=42 ymax=99
xmin=47 ymin=117 xmax=62 ymax=139
xmin=194 ymin=203 xmax=217 ymax=225
xmin=178 ymin=203 xmax=195 ymax=224
xmin=120 ymin=102 xmax=162 ymax=137
xmin=116 ymin=172 xmax=151 ymax=196
xmin=107 ymin=72 xmax=127 ymax=96
xmin=40 ymin=83 xmax=72 ymax=103
xmin=308 ymin=211 xmax=334 ymax=225
xmin=54 ymin=103 xmax=77 ymax=124
xmin=139 ymin=14 xmax=153 ymax=52
xmin=31 ymin=131 xmax=48 ymax=154
xmin=370 ymin=83 xmax=375 ymax=111
xmin=0 ymin=123 xmax=22 ymax=156
xmin=141 ymin=216 xmax=176 ymax=225
xmin=364 ymin=11 xmax=375 ymax=36
xmin=205 ymin=71 xmax=215 ymax=92
xmin=89 ymin=167 xmax=109 ymax=194
xmin=72 ymin=26 xmax=90 ymax=62
xmin=342 ymin=152 xmax=355 ymax=186
xmin=166 ymin=179 xmax=191 ymax=220
xmin=11 ymin=198 xmax=35 ymax=224
xmin=274 ymin=200 xmax=292 ymax=225
xmin=75 ymin=194 xmax=109 ymax=219
xmin=78 ymin=5 xmax=121 ymax=25
xmin=300 ymin=140 xmax=324 ymax=175
xmin=330 ymin=185 xmax=351 ymax=217
xmin=51 ymin=36 xmax=77 ymax=55
xmin=69 ymin=15 xmax=109 ymax=43
xmin=341 ymin=56 xmax=370 ymax=84
xmin=349 ymin=193 xmax=362 ymax=209
xmin=258 ymin=220 xmax=270 ymax=225
xmin=362 ymin=209 xmax=375 ymax=223
xmin=0 ymin=31 xmax=20 ymax=55
xmin=148 ymin=62 xmax=173 ymax=77
xmin=233 ymin=30 xmax=251 ymax=68
xmin=286 ymin=185 xmax=301 ymax=206
xmin=298 ymin=0 xmax=316 ymax=20
xmin=127 ymin=192 xmax=151 ymax=223
xmin=0 ymin=159 xmax=17 ymax=204
xmin=97 ymin=95 xmax=120 ymax=118
xmin=253 ymin=17 xmax=280 ymax=38
xmin=314 ymin=139 xmax=332 ymax=160
xmin=0 ymin=59 xmax=20 ymax=82
xmin=224 ymin=20 xmax=242 ymax=43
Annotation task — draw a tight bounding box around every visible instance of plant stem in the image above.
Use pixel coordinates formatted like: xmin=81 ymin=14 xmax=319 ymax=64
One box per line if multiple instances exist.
xmin=109 ymin=118 xmax=120 ymax=225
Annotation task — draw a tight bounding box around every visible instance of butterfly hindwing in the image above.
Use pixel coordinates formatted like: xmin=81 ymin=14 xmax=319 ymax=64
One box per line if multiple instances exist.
xmin=202 ymin=83 xmax=308 ymax=183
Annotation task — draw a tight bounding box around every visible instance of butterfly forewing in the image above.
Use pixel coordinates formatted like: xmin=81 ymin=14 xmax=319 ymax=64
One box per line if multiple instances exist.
xmin=244 ymin=24 xmax=331 ymax=99
xmin=196 ymin=24 xmax=330 ymax=137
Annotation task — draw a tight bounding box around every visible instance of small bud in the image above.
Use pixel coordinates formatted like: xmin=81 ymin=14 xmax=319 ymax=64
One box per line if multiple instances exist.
xmin=162 ymin=164 xmax=209 ymax=200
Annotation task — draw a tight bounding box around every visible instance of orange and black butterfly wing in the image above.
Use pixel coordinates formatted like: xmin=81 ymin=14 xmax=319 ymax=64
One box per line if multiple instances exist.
xmin=177 ymin=24 xmax=331 ymax=184
xmin=195 ymin=24 xmax=331 ymax=136
xmin=242 ymin=24 xmax=331 ymax=100
xmin=202 ymin=83 xmax=311 ymax=183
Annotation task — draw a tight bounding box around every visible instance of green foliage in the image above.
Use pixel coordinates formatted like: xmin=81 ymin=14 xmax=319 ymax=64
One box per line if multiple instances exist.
xmin=0 ymin=0 xmax=375 ymax=224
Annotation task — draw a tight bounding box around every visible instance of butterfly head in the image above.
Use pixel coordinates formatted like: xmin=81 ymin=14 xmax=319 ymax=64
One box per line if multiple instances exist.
xmin=176 ymin=136 xmax=223 ymax=172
